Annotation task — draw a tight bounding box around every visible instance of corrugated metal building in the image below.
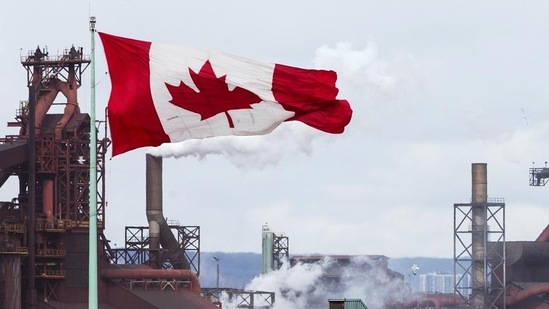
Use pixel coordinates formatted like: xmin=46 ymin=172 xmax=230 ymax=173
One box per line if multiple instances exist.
xmin=329 ymin=298 xmax=368 ymax=309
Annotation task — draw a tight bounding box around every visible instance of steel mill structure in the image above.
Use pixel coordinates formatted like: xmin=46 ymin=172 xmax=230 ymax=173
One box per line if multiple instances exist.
xmin=3 ymin=44 xmax=549 ymax=309
xmin=454 ymin=163 xmax=506 ymax=309
xmin=0 ymin=45 xmax=217 ymax=308
xmin=261 ymin=224 xmax=289 ymax=274
xmin=401 ymin=164 xmax=549 ymax=309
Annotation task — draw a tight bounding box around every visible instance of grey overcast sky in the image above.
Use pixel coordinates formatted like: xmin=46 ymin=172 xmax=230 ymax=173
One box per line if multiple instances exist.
xmin=2 ymin=1 xmax=549 ymax=258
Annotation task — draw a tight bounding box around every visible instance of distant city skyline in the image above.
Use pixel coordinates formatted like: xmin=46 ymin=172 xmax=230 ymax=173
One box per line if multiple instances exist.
xmin=418 ymin=272 xmax=471 ymax=294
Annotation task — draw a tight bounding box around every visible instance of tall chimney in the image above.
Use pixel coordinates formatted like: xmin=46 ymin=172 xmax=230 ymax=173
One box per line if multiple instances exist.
xmin=471 ymin=163 xmax=487 ymax=309
xmin=146 ymin=154 xmax=162 ymax=268
xmin=145 ymin=154 xmax=190 ymax=269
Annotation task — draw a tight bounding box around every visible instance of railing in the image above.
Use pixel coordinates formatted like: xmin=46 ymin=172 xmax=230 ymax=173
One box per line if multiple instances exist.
xmin=20 ymin=53 xmax=91 ymax=64
xmin=0 ymin=247 xmax=28 ymax=255
xmin=37 ymin=249 xmax=66 ymax=257
xmin=37 ymin=270 xmax=66 ymax=279
xmin=2 ymin=224 xmax=26 ymax=233
xmin=487 ymin=197 xmax=505 ymax=204
xmin=201 ymin=288 xmax=275 ymax=308
xmin=34 ymin=219 xmax=104 ymax=231
xmin=127 ymin=279 xmax=191 ymax=292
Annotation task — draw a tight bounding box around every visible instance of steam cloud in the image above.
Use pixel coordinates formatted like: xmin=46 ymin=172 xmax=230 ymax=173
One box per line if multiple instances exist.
xmin=148 ymin=122 xmax=321 ymax=170
xmin=218 ymin=256 xmax=410 ymax=309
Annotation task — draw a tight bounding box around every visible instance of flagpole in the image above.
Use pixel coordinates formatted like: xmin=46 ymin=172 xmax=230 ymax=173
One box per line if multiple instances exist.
xmin=88 ymin=16 xmax=98 ymax=309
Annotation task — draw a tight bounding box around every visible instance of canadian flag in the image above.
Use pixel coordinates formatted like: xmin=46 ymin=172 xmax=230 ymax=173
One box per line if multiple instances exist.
xmin=99 ymin=33 xmax=352 ymax=156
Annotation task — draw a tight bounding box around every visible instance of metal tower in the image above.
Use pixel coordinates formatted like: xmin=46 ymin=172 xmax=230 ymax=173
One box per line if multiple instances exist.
xmin=261 ymin=224 xmax=289 ymax=273
xmin=454 ymin=163 xmax=506 ymax=309
xmin=0 ymin=44 xmax=110 ymax=306
xmin=273 ymin=233 xmax=289 ymax=271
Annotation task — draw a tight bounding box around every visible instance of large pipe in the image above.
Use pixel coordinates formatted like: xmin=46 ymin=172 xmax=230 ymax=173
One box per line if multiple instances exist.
xmin=56 ymin=71 xmax=80 ymax=132
xmin=146 ymin=154 xmax=190 ymax=269
xmin=42 ymin=179 xmax=54 ymax=223
xmin=30 ymin=76 xmax=79 ymax=136
xmin=471 ymin=163 xmax=487 ymax=309
xmin=404 ymin=293 xmax=465 ymax=309
xmin=506 ymin=283 xmax=549 ymax=306
xmin=34 ymin=80 xmax=60 ymax=135
xmin=100 ymin=268 xmax=200 ymax=294
xmin=146 ymin=154 xmax=161 ymax=268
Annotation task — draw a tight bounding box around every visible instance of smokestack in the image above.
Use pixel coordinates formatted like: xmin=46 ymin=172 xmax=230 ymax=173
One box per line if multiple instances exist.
xmin=471 ymin=163 xmax=487 ymax=309
xmin=145 ymin=154 xmax=190 ymax=269
xmin=472 ymin=163 xmax=487 ymax=204
xmin=146 ymin=154 xmax=162 ymax=268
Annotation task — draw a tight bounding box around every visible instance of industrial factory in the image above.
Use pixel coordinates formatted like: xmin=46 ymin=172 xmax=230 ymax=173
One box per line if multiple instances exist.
xmin=0 ymin=44 xmax=218 ymax=308
xmin=2 ymin=39 xmax=549 ymax=309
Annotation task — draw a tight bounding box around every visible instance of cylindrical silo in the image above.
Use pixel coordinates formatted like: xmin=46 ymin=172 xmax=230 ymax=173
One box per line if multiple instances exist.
xmin=262 ymin=224 xmax=274 ymax=274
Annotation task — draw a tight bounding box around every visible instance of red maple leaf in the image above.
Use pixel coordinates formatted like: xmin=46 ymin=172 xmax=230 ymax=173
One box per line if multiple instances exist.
xmin=166 ymin=60 xmax=262 ymax=128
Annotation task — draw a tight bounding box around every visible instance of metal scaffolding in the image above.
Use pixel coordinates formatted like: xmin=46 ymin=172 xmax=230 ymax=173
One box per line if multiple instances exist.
xmin=454 ymin=198 xmax=506 ymax=309
xmin=104 ymin=225 xmax=201 ymax=275
xmin=201 ymin=288 xmax=275 ymax=309
xmin=0 ymin=44 xmax=110 ymax=305
xmin=273 ymin=234 xmax=289 ymax=270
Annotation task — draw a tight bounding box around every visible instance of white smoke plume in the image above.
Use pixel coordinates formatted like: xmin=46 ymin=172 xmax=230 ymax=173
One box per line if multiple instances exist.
xmin=148 ymin=122 xmax=321 ymax=170
xmin=218 ymin=256 xmax=410 ymax=309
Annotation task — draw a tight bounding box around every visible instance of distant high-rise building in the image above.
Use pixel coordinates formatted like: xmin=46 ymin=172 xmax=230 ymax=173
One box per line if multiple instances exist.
xmin=419 ymin=272 xmax=470 ymax=294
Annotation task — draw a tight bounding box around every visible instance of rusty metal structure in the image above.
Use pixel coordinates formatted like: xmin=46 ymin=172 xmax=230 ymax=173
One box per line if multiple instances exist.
xmin=5 ymin=44 xmax=549 ymax=309
xmin=0 ymin=45 xmax=217 ymax=308
xmin=0 ymin=45 xmax=103 ymax=308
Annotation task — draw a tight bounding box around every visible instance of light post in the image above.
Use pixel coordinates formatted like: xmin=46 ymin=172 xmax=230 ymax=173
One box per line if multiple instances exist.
xmin=213 ymin=256 xmax=220 ymax=297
